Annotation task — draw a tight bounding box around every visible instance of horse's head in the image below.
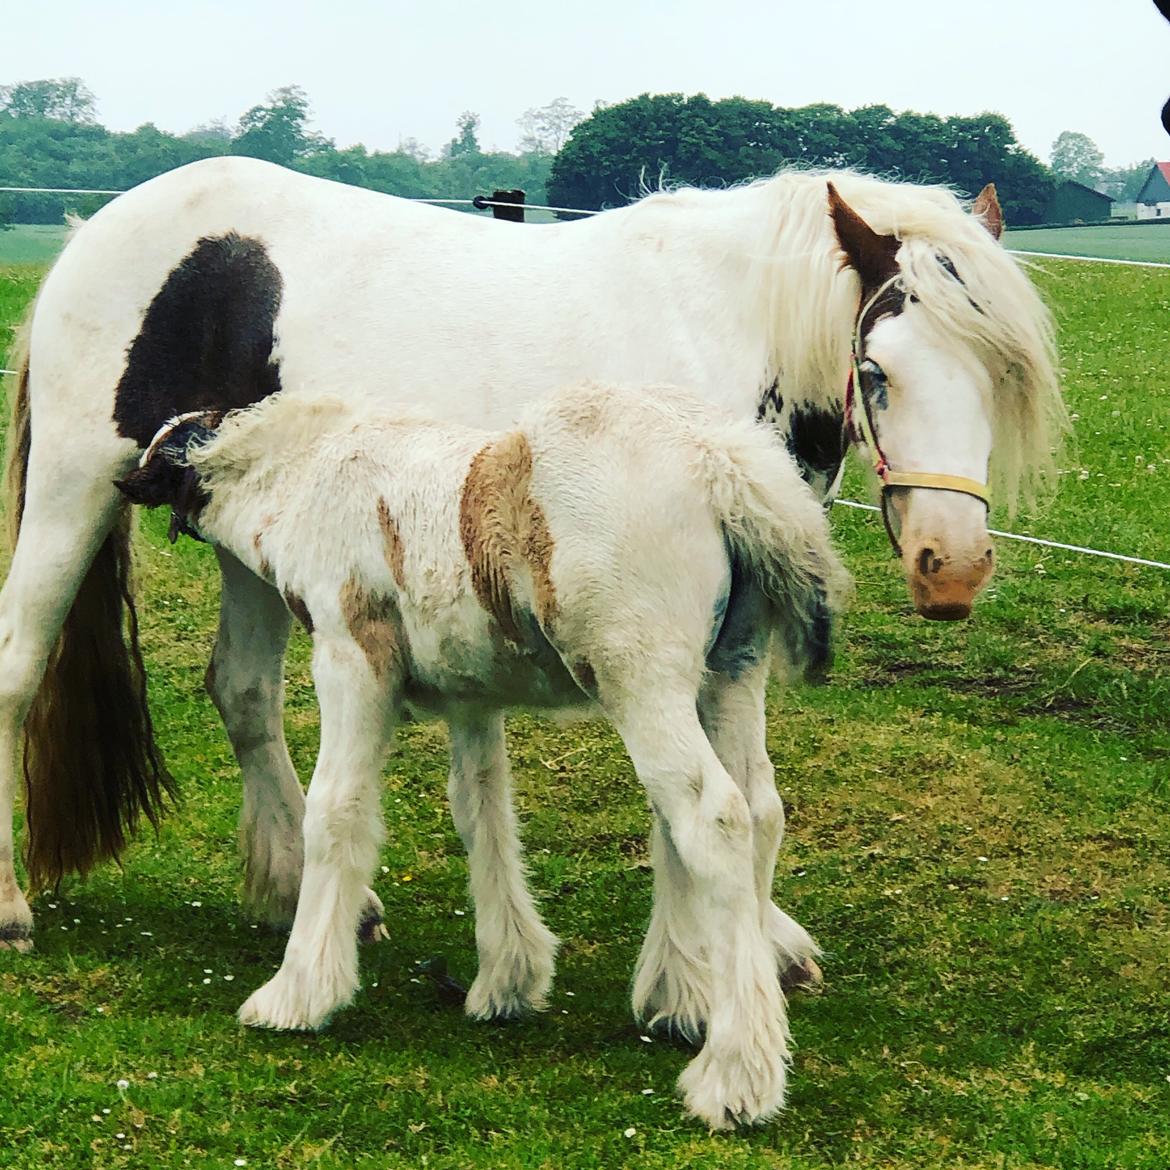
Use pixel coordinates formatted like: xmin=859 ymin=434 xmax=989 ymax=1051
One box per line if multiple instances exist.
xmin=116 ymin=412 xmax=222 ymax=541
xmin=827 ymin=180 xmax=1058 ymax=621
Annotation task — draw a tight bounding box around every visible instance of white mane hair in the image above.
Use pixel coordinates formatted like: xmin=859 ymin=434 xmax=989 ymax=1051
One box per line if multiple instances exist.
xmin=633 ymin=170 xmax=1064 ymax=512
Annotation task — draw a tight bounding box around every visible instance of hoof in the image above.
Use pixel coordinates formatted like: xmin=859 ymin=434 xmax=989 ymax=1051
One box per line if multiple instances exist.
xmin=357 ymin=888 xmax=387 ymax=943
xmin=780 ymin=956 xmax=823 ymax=995
xmin=644 ymin=1014 xmax=705 ymax=1048
xmin=0 ymin=923 xmax=33 ymax=954
xmin=678 ymin=1041 xmax=788 ymax=1130
xmin=416 ymin=957 xmax=468 ymax=1006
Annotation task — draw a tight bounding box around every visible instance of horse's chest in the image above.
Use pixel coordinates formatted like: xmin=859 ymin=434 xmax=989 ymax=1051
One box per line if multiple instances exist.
xmin=759 ymin=387 xmax=848 ymax=499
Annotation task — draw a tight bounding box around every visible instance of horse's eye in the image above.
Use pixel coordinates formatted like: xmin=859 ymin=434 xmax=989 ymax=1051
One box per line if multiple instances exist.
xmin=859 ymin=360 xmax=889 ymax=409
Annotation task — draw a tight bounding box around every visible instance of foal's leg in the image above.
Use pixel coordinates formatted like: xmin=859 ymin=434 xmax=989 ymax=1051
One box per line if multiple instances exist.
xmin=447 ymin=709 xmax=558 ymax=1019
xmin=698 ymin=666 xmax=822 ymax=992
xmin=238 ymin=636 xmax=395 ymax=1030
xmin=209 ymin=550 xmax=385 ymax=937
xmin=630 ymin=817 xmax=710 ymax=1042
xmin=617 ymin=694 xmax=790 ymax=1128
xmin=0 ymin=455 xmax=126 ymax=949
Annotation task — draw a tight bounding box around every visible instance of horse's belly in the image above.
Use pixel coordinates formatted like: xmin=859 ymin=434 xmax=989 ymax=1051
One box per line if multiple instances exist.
xmin=401 ymin=615 xmax=586 ymax=716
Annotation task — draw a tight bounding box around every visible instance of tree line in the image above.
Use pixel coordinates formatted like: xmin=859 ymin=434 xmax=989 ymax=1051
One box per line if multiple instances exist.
xmin=2 ymin=76 xmax=1144 ymax=230
xmin=0 ymin=81 xmax=565 ymax=225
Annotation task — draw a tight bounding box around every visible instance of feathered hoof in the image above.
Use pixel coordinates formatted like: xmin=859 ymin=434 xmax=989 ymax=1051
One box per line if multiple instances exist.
xmin=780 ymin=955 xmax=823 ymax=995
xmin=678 ymin=1043 xmax=788 ymax=1130
xmin=357 ymin=888 xmax=389 ymax=944
xmin=0 ymin=923 xmax=33 ymax=954
xmin=644 ymin=1013 xmax=705 ymax=1048
xmin=238 ymin=968 xmax=354 ymax=1032
xmin=0 ymin=895 xmax=34 ymax=954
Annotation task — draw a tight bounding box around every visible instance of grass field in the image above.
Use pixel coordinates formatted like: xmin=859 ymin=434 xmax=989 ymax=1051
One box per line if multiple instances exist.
xmin=0 ymin=225 xmax=71 ymax=267
xmin=0 ymin=256 xmax=1168 ymax=1169
xmin=1006 ymin=223 xmax=1170 ymax=263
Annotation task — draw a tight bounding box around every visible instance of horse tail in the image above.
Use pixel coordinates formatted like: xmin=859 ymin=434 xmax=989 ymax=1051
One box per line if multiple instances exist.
xmin=5 ymin=320 xmax=176 ymax=891
xmin=698 ymin=421 xmax=850 ymax=683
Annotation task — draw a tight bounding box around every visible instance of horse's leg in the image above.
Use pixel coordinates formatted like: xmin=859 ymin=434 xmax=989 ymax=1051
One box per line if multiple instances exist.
xmin=209 ymin=549 xmax=385 ymax=937
xmin=0 ymin=456 xmax=127 ymax=949
xmin=630 ymin=816 xmax=710 ymax=1042
xmin=238 ymin=635 xmax=395 ymax=1030
xmin=446 ymin=709 xmax=558 ymax=1019
xmin=698 ymin=666 xmax=822 ymax=993
xmin=616 ymin=692 xmax=790 ymax=1128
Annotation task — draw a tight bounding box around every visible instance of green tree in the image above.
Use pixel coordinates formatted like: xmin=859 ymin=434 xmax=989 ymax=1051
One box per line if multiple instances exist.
xmin=549 ymin=94 xmax=1053 ymax=224
xmin=0 ymin=77 xmax=97 ymax=123
xmin=1050 ymin=131 xmax=1105 ymax=187
xmin=233 ymin=85 xmax=331 ymax=166
xmin=444 ymin=111 xmax=481 ymax=159
xmin=1099 ymin=158 xmax=1156 ymax=202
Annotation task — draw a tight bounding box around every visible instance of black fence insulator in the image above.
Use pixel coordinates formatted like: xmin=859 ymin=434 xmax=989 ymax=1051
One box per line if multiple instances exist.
xmin=474 ymin=189 xmax=526 ymax=222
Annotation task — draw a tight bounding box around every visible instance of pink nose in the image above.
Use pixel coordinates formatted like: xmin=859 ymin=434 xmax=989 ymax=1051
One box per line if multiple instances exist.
xmin=906 ymin=544 xmax=995 ymax=621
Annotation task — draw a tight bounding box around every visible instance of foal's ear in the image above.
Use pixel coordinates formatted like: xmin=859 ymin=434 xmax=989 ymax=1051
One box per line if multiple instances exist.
xmin=827 ymin=181 xmax=901 ymax=291
xmin=115 ymin=458 xmax=184 ymax=508
xmin=971 ymin=182 xmax=1004 ymax=240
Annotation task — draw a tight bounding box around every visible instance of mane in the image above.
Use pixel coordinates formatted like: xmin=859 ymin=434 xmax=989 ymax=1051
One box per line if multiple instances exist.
xmin=632 ymin=171 xmax=1064 ymax=513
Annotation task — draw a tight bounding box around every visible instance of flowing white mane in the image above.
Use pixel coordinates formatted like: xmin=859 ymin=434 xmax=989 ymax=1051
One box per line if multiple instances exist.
xmin=631 ymin=170 xmax=1064 ymax=511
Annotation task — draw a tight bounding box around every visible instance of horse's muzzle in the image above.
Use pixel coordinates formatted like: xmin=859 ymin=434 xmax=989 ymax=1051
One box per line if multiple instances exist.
xmin=905 ymin=543 xmax=995 ymax=621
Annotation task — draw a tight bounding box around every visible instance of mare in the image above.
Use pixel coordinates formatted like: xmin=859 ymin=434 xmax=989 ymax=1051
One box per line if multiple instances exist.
xmin=0 ymin=161 xmax=1060 ymax=1038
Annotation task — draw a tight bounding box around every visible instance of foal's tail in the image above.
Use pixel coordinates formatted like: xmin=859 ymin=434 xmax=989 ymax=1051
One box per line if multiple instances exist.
xmin=5 ymin=327 xmax=175 ymax=891
xmin=698 ymin=421 xmax=850 ymax=683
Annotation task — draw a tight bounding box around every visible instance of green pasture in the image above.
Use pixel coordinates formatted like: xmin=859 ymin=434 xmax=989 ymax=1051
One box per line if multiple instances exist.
xmin=0 ymin=225 xmax=70 ymax=267
xmin=0 ymin=257 xmax=1168 ymax=1169
xmin=1006 ymin=222 xmax=1170 ymax=264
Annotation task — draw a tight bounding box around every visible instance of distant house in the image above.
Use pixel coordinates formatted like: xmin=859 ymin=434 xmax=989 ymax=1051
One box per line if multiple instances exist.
xmin=1135 ymin=162 xmax=1170 ymax=218
xmin=1042 ymin=180 xmax=1113 ymax=225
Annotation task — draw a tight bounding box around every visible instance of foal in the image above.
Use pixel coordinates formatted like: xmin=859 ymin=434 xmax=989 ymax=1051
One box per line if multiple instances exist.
xmin=119 ymin=381 xmax=848 ymax=1128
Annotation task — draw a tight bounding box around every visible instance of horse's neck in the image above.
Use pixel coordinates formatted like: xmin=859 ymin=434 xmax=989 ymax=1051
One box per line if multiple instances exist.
xmin=647 ymin=180 xmax=853 ymax=499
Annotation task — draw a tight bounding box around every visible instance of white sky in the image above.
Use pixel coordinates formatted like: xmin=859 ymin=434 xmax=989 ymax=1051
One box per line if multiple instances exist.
xmin=5 ymin=0 xmax=1168 ymax=168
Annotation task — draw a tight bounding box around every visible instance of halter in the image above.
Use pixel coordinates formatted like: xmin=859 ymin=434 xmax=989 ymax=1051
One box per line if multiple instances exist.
xmin=844 ymin=275 xmax=991 ymax=555
xmin=139 ymin=411 xmax=212 ymax=468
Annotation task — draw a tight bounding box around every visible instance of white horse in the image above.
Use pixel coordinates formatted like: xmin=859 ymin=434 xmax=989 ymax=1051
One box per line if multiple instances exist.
xmin=117 ymin=381 xmax=849 ymax=1127
xmin=0 ymin=159 xmax=1060 ymax=1009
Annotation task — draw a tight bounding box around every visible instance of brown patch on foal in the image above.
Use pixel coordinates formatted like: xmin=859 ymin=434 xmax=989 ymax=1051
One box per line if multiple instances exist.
xmin=377 ymin=497 xmax=407 ymax=590
xmin=340 ymin=578 xmax=402 ymax=679
xmin=459 ymin=431 xmax=557 ymax=643
xmin=252 ymin=531 xmax=272 ymax=580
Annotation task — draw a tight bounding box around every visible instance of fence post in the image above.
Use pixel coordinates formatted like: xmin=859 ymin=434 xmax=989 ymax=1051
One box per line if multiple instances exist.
xmin=475 ymin=188 xmax=526 ymax=222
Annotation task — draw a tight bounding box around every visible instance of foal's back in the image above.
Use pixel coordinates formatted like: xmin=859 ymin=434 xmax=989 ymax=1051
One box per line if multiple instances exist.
xmin=187 ymin=385 xmax=744 ymax=711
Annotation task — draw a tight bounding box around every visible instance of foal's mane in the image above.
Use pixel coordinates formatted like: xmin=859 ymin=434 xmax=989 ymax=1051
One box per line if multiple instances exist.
xmin=632 ymin=171 xmax=1064 ymax=512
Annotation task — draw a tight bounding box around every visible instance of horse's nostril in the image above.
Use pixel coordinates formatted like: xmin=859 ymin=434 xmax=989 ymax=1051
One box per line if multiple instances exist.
xmin=918 ymin=547 xmax=942 ymax=576
xmin=984 ymin=548 xmax=994 ymax=563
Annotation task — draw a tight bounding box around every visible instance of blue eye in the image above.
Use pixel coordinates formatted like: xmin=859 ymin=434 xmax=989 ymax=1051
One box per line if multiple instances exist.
xmin=859 ymin=360 xmax=889 ymax=410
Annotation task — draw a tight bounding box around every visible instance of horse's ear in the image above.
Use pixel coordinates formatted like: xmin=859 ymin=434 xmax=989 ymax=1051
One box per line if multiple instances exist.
xmin=972 ymin=182 xmax=1004 ymax=240
xmin=827 ymin=181 xmax=901 ymax=291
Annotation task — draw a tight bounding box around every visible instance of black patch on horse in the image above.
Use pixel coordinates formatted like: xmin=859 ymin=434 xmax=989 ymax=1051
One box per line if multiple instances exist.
xmin=757 ymin=377 xmax=783 ymax=423
xmin=113 ymin=233 xmax=283 ymax=446
xmin=787 ymin=401 xmax=848 ymax=486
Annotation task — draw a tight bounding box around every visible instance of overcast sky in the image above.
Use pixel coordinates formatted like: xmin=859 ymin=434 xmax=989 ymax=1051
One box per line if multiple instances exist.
xmin=6 ymin=0 xmax=1168 ymax=169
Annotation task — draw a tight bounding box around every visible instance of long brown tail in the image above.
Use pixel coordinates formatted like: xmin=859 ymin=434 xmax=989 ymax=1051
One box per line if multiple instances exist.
xmin=5 ymin=335 xmax=176 ymax=890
